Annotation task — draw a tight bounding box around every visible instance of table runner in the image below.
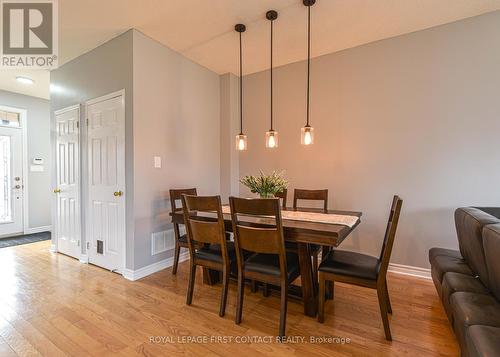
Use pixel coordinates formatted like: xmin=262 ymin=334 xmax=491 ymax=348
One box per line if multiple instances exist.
xmin=221 ymin=206 xmax=359 ymax=228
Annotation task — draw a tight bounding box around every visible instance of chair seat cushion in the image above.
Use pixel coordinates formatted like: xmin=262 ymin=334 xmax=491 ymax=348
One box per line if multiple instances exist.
xmin=441 ymin=272 xmax=489 ymax=323
xmin=429 ymin=247 xmax=462 ymax=264
xmin=466 ymin=325 xmax=500 ymax=357
xmin=195 ymin=241 xmax=236 ymax=264
xmin=318 ymin=250 xmax=380 ymax=281
xmin=244 ymin=252 xmax=300 ymax=282
xmin=430 ymin=254 xmax=474 ymax=284
xmin=450 ymin=292 xmax=500 ymax=348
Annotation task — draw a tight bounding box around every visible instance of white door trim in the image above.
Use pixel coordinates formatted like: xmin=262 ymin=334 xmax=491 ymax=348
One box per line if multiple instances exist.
xmin=0 ymin=104 xmax=28 ymax=235
xmin=84 ymin=89 xmax=126 ymax=274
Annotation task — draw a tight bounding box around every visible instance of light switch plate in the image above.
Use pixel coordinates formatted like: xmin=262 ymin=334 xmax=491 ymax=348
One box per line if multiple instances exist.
xmin=154 ymin=156 xmax=162 ymax=168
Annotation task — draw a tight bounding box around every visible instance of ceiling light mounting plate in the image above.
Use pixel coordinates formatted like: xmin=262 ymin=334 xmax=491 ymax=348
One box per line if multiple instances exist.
xmin=266 ymin=10 xmax=278 ymax=21
xmin=235 ymin=24 xmax=246 ymax=32
xmin=303 ymin=0 xmax=316 ymax=6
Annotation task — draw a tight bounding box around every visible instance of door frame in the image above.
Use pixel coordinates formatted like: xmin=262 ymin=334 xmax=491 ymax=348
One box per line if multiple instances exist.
xmin=84 ymin=89 xmax=126 ymax=274
xmin=0 ymin=104 xmax=28 ymax=236
xmin=53 ymin=104 xmax=81 ymax=255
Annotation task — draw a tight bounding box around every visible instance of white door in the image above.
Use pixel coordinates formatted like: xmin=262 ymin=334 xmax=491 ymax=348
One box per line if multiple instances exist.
xmin=0 ymin=125 xmax=23 ymax=237
xmin=54 ymin=106 xmax=81 ymax=258
xmin=86 ymin=93 xmax=125 ymax=272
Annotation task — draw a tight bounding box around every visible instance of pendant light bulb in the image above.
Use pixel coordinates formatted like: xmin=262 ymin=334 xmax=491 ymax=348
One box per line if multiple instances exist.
xmin=302 ymin=0 xmax=316 ymax=146
xmin=265 ymin=130 xmax=278 ymax=148
xmin=235 ymin=23 xmax=247 ymax=151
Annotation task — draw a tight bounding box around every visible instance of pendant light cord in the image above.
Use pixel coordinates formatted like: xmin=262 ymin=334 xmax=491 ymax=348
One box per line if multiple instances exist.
xmin=239 ymin=31 xmax=243 ymax=135
xmin=306 ymin=4 xmax=311 ymax=127
xmin=270 ymin=19 xmax=274 ymax=131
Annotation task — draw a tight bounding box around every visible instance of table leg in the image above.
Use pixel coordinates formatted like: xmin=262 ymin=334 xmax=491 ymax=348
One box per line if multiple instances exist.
xmin=202 ymin=268 xmax=220 ymax=285
xmin=297 ymin=242 xmax=318 ymax=317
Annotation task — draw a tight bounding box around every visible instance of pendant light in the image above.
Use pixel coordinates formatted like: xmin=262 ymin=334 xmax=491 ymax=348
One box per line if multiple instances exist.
xmin=235 ymin=24 xmax=247 ymax=151
xmin=301 ymin=0 xmax=315 ymax=146
xmin=265 ymin=10 xmax=278 ymax=149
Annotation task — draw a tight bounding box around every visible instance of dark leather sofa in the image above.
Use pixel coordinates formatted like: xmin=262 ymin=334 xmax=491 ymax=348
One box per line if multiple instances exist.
xmin=429 ymin=207 xmax=500 ymax=356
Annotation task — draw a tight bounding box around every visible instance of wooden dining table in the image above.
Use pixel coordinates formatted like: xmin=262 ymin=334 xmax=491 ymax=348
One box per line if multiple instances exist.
xmin=171 ymin=206 xmax=362 ymax=317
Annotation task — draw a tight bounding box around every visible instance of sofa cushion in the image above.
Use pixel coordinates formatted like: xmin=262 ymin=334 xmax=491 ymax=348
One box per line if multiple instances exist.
xmin=429 ymin=247 xmax=462 ymax=264
xmin=441 ymin=273 xmax=489 ymax=324
xmin=483 ymin=224 xmax=500 ymax=301
xmin=450 ymin=292 xmax=500 ymax=349
xmin=455 ymin=207 xmax=500 ymax=286
xmin=431 ymin=254 xmax=474 ymax=284
xmin=466 ymin=325 xmax=500 ymax=357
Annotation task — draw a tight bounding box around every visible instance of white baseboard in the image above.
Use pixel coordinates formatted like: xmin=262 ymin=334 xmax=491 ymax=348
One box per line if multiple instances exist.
xmin=79 ymin=254 xmax=89 ymax=264
xmin=25 ymin=225 xmax=52 ymax=234
xmin=49 ymin=243 xmax=57 ymax=253
xmin=123 ymin=251 xmax=189 ymax=281
xmin=388 ymin=263 xmax=431 ymax=280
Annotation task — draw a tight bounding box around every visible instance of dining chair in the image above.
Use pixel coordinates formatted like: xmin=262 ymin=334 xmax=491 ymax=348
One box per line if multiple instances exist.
xmin=229 ymin=197 xmax=301 ymax=338
xmin=169 ymin=188 xmax=197 ymax=275
xmin=274 ymin=189 xmax=287 ymax=209
xmin=292 ymin=188 xmax=329 ymax=280
xmin=181 ymin=194 xmax=234 ymax=317
xmin=317 ymin=195 xmax=403 ymax=341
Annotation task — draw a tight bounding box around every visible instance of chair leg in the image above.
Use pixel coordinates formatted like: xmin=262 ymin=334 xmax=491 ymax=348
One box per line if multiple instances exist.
xmin=318 ymin=274 xmax=326 ymax=323
xmin=263 ymin=283 xmax=270 ymax=297
xmin=235 ymin=273 xmax=245 ymax=325
xmin=172 ymin=241 xmax=181 ymax=275
xmin=377 ymin=286 xmax=392 ymax=341
xmin=186 ymin=264 xmax=196 ymax=305
xmin=219 ymin=267 xmax=229 ymax=317
xmin=385 ymin=280 xmax=392 ymax=314
xmin=279 ymin=283 xmax=288 ymax=338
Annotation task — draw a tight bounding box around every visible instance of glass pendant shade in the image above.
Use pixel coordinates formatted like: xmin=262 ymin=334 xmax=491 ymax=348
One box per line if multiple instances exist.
xmin=235 ymin=134 xmax=247 ymax=151
xmin=265 ymin=130 xmax=278 ymax=148
xmin=301 ymin=126 xmax=314 ymax=146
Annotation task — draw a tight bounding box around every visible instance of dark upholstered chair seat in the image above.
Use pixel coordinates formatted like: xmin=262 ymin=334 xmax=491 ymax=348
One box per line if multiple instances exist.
xmin=318 ymin=250 xmax=380 ymax=281
xmin=244 ymin=252 xmax=300 ymax=282
xmin=195 ymin=241 xmax=236 ymax=264
xmin=431 ymin=254 xmax=474 ymax=283
xmin=450 ymin=292 xmax=500 ymax=349
xmin=429 ymin=247 xmax=462 ymax=263
xmin=441 ymin=272 xmax=490 ymax=323
xmin=178 ymin=234 xmax=188 ymax=244
xmin=466 ymin=325 xmax=500 ymax=357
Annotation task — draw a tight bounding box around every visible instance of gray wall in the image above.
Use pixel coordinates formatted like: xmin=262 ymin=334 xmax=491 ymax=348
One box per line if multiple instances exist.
xmin=0 ymin=90 xmax=51 ymax=229
xmin=50 ymin=30 xmax=134 ymax=266
xmin=238 ymin=11 xmax=500 ymax=269
xmin=132 ymin=31 xmax=220 ymax=270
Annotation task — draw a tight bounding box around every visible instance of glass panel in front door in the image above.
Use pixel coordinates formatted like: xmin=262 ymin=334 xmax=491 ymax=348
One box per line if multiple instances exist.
xmin=0 ymin=135 xmax=12 ymax=224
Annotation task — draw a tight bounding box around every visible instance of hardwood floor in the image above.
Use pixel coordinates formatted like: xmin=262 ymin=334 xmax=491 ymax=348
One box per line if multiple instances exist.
xmin=0 ymin=240 xmax=459 ymax=356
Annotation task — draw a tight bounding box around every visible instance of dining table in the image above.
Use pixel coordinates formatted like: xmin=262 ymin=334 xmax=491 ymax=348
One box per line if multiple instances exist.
xmin=171 ymin=206 xmax=362 ymax=317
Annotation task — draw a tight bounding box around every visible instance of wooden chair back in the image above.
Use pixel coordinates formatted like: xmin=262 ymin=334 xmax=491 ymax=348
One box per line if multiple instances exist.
xmin=378 ymin=195 xmax=403 ymax=280
xmin=181 ymin=195 xmax=228 ymax=258
xmin=293 ymin=189 xmax=329 ymax=211
xmin=229 ymin=197 xmax=285 ymax=256
xmin=169 ymin=188 xmax=197 ymax=243
xmin=274 ymin=189 xmax=287 ymax=209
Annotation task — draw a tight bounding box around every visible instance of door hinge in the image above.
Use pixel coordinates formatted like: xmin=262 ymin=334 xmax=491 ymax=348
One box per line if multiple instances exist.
xmin=86 ymin=118 xmax=89 ymax=126
xmin=86 ymin=242 xmax=90 ymax=250
xmin=77 ymin=240 xmax=80 ymax=247
xmin=76 ymin=121 xmax=79 ymax=129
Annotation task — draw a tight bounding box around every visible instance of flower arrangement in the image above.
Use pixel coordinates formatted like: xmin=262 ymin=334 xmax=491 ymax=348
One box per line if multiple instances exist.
xmin=240 ymin=171 xmax=288 ymax=199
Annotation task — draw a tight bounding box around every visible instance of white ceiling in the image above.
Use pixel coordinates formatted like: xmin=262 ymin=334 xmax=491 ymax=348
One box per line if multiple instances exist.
xmin=2 ymin=0 xmax=500 ymax=99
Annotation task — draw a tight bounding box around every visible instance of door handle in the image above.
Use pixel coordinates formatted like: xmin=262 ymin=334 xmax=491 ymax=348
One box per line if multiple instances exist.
xmin=53 ymin=188 xmax=61 ymax=193
xmin=114 ymin=191 xmax=123 ymax=197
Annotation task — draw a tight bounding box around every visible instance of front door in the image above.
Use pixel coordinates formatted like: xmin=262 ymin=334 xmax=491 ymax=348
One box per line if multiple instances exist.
xmin=55 ymin=105 xmax=81 ymax=258
xmin=86 ymin=93 xmax=125 ymax=272
xmin=0 ymin=123 xmax=23 ymax=237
